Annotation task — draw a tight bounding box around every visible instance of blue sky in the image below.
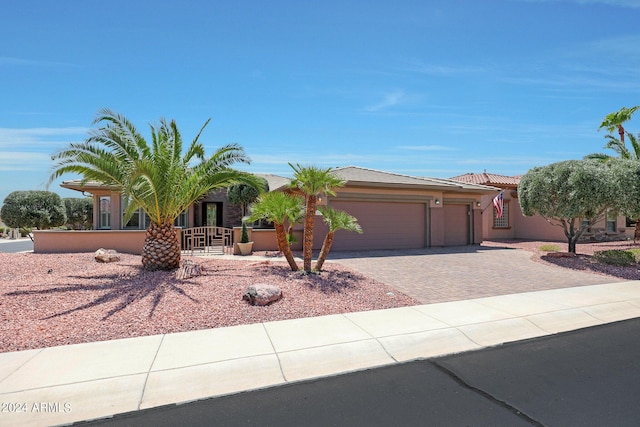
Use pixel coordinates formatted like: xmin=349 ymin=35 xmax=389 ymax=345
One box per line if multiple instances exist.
xmin=2 ymin=0 xmax=640 ymax=202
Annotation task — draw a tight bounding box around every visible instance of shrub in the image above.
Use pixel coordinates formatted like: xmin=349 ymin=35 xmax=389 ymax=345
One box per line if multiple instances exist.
xmin=1 ymin=191 xmax=66 ymax=229
xmin=593 ymin=250 xmax=639 ymax=266
xmin=64 ymin=197 xmax=93 ymax=230
xmin=240 ymin=222 xmax=250 ymax=243
xmin=539 ymin=244 xmax=560 ymax=252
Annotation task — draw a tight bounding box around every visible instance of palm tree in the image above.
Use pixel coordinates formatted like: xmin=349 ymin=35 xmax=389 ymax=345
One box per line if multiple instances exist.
xmin=245 ymin=191 xmax=304 ymax=271
xmin=585 ymin=132 xmax=640 ymax=161
xmin=599 ymin=106 xmax=639 ymax=144
xmin=587 ymin=106 xmax=640 ymax=242
xmin=289 ymin=163 xmax=346 ymax=273
xmin=49 ymin=108 xmax=259 ymax=270
xmin=314 ymin=206 xmax=362 ymax=271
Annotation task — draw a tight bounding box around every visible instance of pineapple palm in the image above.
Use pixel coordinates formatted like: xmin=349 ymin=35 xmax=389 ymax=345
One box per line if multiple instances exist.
xmin=245 ymin=191 xmax=304 ymax=271
xmin=314 ymin=206 xmax=362 ymax=271
xmin=49 ymin=108 xmax=259 ymax=270
xmin=289 ymin=163 xmax=345 ymax=273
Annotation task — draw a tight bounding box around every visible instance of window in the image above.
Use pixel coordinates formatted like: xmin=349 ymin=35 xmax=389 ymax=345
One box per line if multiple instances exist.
xmin=99 ymin=196 xmax=111 ymax=229
xmin=493 ymin=200 xmax=509 ymax=228
xmin=174 ymin=210 xmax=188 ymax=228
xmin=607 ymin=211 xmax=617 ymax=232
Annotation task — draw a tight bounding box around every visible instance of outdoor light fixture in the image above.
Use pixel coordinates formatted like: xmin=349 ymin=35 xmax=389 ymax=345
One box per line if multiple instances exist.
xmin=476 ymin=201 xmax=481 ymax=207
xmin=435 ymin=199 xmax=440 ymax=205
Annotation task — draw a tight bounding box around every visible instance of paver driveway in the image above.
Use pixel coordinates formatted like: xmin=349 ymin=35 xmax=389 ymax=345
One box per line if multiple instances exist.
xmin=331 ymin=246 xmax=622 ymax=304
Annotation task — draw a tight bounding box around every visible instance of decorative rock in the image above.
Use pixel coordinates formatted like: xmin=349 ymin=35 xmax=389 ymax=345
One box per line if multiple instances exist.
xmin=94 ymin=248 xmax=121 ymax=263
xmin=176 ymin=259 xmax=202 ymax=280
xmin=242 ymin=284 xmax=282 ymax=306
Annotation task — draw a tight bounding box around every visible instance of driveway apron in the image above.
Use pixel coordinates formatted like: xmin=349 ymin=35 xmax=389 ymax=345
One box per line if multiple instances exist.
xmin=331 ymin=246 xmax=621 ymax=304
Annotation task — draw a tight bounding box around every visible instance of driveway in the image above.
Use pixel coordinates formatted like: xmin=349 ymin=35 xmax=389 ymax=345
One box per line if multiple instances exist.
xmin=330 ymin=246 xmax=622 ymax=304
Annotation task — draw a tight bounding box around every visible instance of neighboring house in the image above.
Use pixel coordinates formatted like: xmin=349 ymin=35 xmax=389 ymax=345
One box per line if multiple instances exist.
xmin=450 ymin=171 xmax=629 ymax=242
xmin=38 ymin=166 xmax=498 ymax=254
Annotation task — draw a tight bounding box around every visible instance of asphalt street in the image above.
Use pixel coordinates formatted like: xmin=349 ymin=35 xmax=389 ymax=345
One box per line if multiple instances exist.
xmin=79 ymin=317 xmax=640 ymax=427
xmin=0 ymin=239 xmax=33 ymax=253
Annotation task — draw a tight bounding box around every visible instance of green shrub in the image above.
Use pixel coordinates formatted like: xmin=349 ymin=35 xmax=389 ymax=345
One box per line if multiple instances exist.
xmin=593 ymin=250 xmax=639 ymax=266
xmin=539 ymin=244 xmax=560 ymax=252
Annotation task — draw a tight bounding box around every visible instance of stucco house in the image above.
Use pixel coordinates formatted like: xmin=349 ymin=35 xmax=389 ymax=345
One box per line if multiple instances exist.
xmin=35 ymin=166 xmax=499 ymax=254
xmin=450 ymin=171 xmax=629 ymax=242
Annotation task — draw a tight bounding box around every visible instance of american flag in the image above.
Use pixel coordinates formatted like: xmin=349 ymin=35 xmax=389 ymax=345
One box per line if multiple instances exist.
xmin=493 ymin=191 xmax=504 ymax=218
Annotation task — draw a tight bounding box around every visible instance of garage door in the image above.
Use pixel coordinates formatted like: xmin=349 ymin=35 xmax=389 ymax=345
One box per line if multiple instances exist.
xmin=443 ymin=204 xmax=470 ymax=246
xmin=327 ymin=200 xmax=426 ymax=250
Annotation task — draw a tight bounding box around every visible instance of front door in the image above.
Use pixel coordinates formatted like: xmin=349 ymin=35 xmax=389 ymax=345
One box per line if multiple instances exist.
xmin=202 ymin=202 xmax=222 ymax=227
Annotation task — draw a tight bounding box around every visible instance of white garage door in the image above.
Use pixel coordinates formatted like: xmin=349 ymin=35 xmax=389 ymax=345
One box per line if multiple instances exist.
xmin=327 ymin=200 xmax=426 ymax=250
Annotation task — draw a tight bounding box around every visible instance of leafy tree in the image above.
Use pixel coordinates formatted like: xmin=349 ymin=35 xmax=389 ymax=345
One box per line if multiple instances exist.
xmin=49 ymin=108 xmax=259 ymax=270
xmin=227 ymin=177 xmax=268 ymax=217
xmin=64 ymin=197 xmax=93 ymax=229
xmin=314 ymin=206 xmax=362 ymax=271
xmin=289 ymin=163 xmax=345 ymax=273
xmin=245 ymin=191 xmax=304 ymax=271
xmin=586 ymin=106 xmax=640 ymax=241
xmin=1 ymin=190 xmax=66 ymax=229
xmin=519 ymin=160 xmax=619 ymax=253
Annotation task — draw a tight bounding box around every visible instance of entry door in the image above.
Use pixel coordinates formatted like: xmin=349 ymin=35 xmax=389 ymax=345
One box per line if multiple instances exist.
xmin=202 ymin=203 xmax=222 ymax=227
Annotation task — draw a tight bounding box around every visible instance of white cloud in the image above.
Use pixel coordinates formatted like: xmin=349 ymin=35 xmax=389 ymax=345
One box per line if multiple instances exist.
xmin=0 ymin=152 xmax=52 ymax=171
xmin=365 ymin=90 xmax=406 ymax=112
xmin=0 ymin=127 xmax=87 ymax=149
xmin=0 ymin=56 xmax=74 ymax=67
xmin=396 ymin=145 xmax=457 ymax=151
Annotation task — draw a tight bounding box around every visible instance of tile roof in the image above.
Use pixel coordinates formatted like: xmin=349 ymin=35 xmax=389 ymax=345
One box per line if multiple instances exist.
xmin=333 ymin=166 xmax=499 ymax=192
xmin=449 ymin=172 xmax=520 ymax=186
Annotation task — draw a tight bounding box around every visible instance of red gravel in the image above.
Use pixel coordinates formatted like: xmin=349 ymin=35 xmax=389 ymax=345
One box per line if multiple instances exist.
xmin=482 ymin=239 xmax=640 ymax=281
xmin=0 ymin=253 xmax=418 ymax=353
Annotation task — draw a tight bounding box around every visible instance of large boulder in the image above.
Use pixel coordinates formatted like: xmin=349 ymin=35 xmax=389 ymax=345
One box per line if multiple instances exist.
xmin=94 ymin=248 xmax=121 ymax=263
xmin=242 ymin=284 xmax=282 ymax=306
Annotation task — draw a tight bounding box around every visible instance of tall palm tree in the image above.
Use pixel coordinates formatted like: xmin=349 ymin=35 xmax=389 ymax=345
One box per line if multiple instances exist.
xmin=49 ymin=108 xmax=259 ymax=270
xmin=289 ymin=164 xmax=346 ymax=273
xmin=245 ymin=191 xmax=304 ymax=271
xmin=599 ymin=106 xmax=639 ymax=144
xmin=585 ymin=132 xmax=640 ymax=161
xmin=314 ymin=206 xmax=362 ymax=271
xmin=588 ymin=106 xmax=640 ymax=242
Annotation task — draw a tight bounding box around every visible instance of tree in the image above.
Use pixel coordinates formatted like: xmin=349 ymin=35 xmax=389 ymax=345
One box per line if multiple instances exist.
xmin=289 ymin=164 xmax=346 ymax=273
xmin=1 ymin=190 xmax=66 ymax=229
xmin=49 ymin=108 xmax=259 ymax=270
xmin=227 ymin=177 xmax=269 ymax=217
xmin=64 ymin=197 xmax=93 ymax=229
xmin=585 ymin=132 xmax=640 ymax=161
xmin=245 ymin=191 xmax=304 ymax=271
xmin=314 ymin=206 xmax=362 ymax=271
xmin=598 ymin=106 xmax=639 ymax=144
xmin=587 ymin=106 xmax=640 ymax=241
xmin=519 ymin=160 xmax=620 ymax=253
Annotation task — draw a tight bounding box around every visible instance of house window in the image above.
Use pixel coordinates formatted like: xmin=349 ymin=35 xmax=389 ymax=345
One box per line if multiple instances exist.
xmin=175 ymin=211 xmax=188 ymax=228
xmin=99 ymin=196 xmax=111 ymax=229
xmin=607 ymin=211 xmax=617 ymax=232
xmin=493 ymin=200 xmax=509 ymax=228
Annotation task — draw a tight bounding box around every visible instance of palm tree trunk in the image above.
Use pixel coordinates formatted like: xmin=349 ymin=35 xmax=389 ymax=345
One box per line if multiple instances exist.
xmin=302 ymin=194 xmax=317 ymax=272
xmin=314 ymin=232 xmax=334 ymax=271
xmin=275 ymin=222 xmax=299 ymax=271
xmin=142 ymin=222 xmax=181 ymax=270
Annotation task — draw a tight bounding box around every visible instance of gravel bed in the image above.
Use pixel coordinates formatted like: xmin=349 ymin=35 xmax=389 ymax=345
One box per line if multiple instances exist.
xmin=0 ymin=253 xmax=418 ymax=353
xmin=482 ymin=239 xmax=640 ymax=280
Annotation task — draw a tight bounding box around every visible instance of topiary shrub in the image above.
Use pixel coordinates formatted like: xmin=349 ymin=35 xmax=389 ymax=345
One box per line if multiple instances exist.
xmin=593 ymin=250 xmax=638 ymax=266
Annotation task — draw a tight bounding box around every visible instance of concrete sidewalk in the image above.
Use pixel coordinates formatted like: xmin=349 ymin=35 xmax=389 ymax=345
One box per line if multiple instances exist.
xmin=2 ymin=280 xmax=640 ymax=426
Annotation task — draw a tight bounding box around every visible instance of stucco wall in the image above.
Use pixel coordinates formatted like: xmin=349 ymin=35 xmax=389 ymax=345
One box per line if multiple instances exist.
xmin=34 ymin=230 xmax=147 ymax=254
